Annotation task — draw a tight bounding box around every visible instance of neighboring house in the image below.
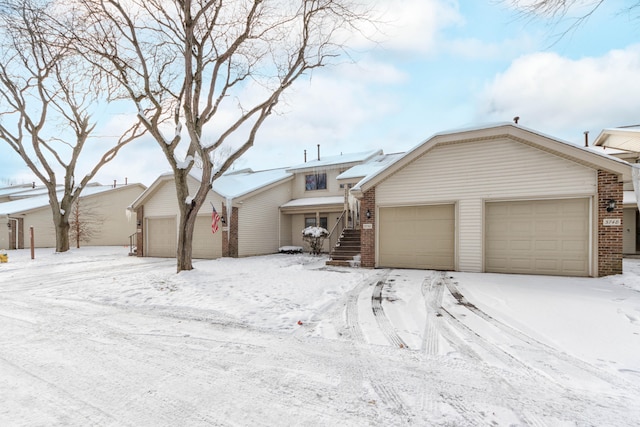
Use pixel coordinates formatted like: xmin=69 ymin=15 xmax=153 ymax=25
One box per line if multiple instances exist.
xmin=592 ymin=127 xmax=640 ymax=256
xmin=130 ymin=168 xmax=294 ymax=259
xmin=132 ymin=149 xmax=381 ymax=259
xmin=350 ymin=123 xmax=633 ymax=277
xmin=0 ymin=183 xmax=146 ymax=249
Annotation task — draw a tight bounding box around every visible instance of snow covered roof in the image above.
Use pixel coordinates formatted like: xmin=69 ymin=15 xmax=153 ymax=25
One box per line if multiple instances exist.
xmin=213 ymin=168 xmax=292 ymax=199
xmin=337 ymin=152 xmax=404 ymax=181
xmin=0 ymin=184 xmax=137 ymax=215
xmin=286 ymin=149 xmax=382 ymax=173
xmin=280 ymin=196 xmax=343 ymax=209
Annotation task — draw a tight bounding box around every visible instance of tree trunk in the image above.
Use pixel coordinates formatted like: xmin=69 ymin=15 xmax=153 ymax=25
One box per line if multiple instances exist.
xmin=174 ymin=170 xmax=197 ymax=272
xmin=55 ymin=220 xmax=70 ymax=253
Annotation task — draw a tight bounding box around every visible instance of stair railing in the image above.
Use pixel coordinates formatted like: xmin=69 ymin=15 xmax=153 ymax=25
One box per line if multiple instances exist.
xmin=327 ymin=210 xmax=347 ymax=257
xmin=128 ymin=232 xmax=137 ymax=256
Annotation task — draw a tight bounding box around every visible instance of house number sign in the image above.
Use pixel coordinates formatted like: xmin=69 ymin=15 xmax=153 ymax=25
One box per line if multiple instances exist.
xmin=603 ymin=218 xmax=621 ymax=226
xmin=362 ymin=223 xmax=373 ymax=230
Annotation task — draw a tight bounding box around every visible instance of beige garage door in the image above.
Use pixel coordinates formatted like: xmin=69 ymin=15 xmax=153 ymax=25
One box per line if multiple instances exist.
xmin=193 ymin=215 xmax=222 ymax=259
xmin=379 ymin=204 xmax=455 ymax=270
xmin=485 ymin=199 xmax=589 ymax=276
xmin=147 ymin=217 xmax=177 ymax=258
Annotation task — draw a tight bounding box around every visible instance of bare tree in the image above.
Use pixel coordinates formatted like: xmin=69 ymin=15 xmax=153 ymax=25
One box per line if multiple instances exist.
xmin=69 ymin=197 xmax=104 ymax=248
xmin=0 ymin=0 xmax=144 ymax=252
xmin=67 ymin=0 xmax=371 ymax=271
xmin=506 ymin=0 xmax=640 ymax=41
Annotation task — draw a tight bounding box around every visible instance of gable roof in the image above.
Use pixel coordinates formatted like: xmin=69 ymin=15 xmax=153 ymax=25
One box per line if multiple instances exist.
xmin=593 ymin=127 xmax=640 ymax=152
xmin=213 ymin=168 xmax=292 ymax=199
xmin=351 ymin=123 xmax=633 ymax=196
xmin=336 ymin=152 xmax=404 ymax=181
xmin=0 ymin=183 xmax=145 ymax=216
xmin=130 ymin=167 xmax=293 ymax=209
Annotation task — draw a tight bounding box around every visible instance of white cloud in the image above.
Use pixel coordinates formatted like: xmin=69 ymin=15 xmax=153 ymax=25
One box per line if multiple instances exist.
xmin=354 ymin=0 xmax=463 ymax=55
xmin=477 ymin=44 xmax=640 ymax=140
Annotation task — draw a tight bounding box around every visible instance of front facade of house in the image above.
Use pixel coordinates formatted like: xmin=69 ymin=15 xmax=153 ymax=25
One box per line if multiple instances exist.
xmin=132 ymin=125 xmax=634 ymax=277
xmin=132 ymin=151 xmax=381 ymax=259
xmin=352 ymin=124 xmax=632 ymax=277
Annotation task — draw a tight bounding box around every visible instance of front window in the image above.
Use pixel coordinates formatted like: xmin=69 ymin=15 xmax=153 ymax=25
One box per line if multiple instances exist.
xmin=305 ymin=173 xmax=327 ymax=191
xmin=305 ymin=216 xmax=328 ymax=229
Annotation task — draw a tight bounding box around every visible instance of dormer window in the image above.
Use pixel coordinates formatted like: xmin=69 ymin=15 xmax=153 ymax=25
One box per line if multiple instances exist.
xmin=305 ymin=173 xmax=327 ymax=191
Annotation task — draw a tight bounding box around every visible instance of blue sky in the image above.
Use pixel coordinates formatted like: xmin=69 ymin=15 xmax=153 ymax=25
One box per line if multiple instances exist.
xmin=3 ymin=0 xmax=640 ymax=187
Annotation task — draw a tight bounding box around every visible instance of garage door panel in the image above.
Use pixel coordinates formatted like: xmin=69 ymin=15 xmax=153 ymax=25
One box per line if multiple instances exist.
xmin=486 ymin=199 xmax=589 ymax=276
xmin=147 ymin=217 xmax=177 ymax=258
xmin=379 ymin=205 xmax=454 ymax=270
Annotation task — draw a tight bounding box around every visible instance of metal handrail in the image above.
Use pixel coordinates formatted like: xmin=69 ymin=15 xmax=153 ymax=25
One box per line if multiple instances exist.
xmin=128 ymin=232 xmax=137 ymax=256
xmin=327 ymin=210 xmax=347 ymax=257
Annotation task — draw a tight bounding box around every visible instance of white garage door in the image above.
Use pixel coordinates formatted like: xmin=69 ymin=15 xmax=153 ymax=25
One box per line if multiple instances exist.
xmin=379 ymin=204 xmax=455 ymax=270
xmin=193 ymin=215 xmax=222 ymax=259
xmin=147 ymin=217 xmax=177 ymax=258
xmin=485 ymin=199 xmax=589 ymax=276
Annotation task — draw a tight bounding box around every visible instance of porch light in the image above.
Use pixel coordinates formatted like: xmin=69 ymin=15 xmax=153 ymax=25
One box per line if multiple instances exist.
xmin=366 ymin=209 xmax=371 ymax=219
xmin=607 ymin=199 xmax=616 ymax=212
xmin=221 ymin=215 xmax=226 ymax=225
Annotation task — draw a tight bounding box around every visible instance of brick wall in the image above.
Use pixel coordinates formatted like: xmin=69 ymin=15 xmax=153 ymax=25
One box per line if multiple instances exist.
xmin=135 ymin=206 xmax=144 ymax=257
xmin=222 ymin=205 xmax=239 ymax=258
xmin=597 ymin=170 xmax=623 ymax=277
xmin=360 ymin=187 xmax=376 ymax=268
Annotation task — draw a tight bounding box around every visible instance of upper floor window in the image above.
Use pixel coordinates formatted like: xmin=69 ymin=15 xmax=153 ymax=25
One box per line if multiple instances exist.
xmin=305 ymin=173 xmax=327 ymax=191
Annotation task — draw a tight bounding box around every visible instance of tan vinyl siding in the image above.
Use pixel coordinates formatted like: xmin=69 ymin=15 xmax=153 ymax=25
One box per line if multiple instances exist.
xmin=193 ymin=215 xmax=222 ymax=259
xmin=457 ymin=199 xmax=482 ymax=272
xmin=291 ymin=169 xmax=345 ymax=200
xmin=80 ymin=185 xmax=143 ymax=246
xmin=145 ymin=180 xmax=180 ymax=217
xmin=623 ymin=208 xmax=637 ymax=254
xmin=237 ymin=182 xmax=292 ymax=256
xmin=24 ymin=208 xmax=56 ymax=248
xmin=376 ymin=139 xmax=597 ymax=272
xmin=144 ymin=177 xmax=223 ymax=259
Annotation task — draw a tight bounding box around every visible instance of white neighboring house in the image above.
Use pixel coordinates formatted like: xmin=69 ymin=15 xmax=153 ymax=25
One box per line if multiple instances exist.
xmin=0 ymin=183 xmax=146 ymax=250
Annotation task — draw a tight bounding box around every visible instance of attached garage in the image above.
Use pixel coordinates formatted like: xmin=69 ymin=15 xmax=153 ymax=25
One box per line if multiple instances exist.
xmin=352 ymin=123 xmax=632 ymax=277
xmin=378 ymin=204 xmax=454 ymax=270
xmin=485 ymin=199 xmax=590 ymax=276
xmin=146 ymin=217 xmax=177 ymax=258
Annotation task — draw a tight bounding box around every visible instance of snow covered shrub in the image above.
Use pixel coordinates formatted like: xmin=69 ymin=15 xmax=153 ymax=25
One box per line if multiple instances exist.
xmin=302 ymin=226 xmax=329 ymax=255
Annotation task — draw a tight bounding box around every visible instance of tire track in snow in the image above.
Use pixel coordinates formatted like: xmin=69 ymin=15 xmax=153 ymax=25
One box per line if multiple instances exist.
xmin=444 ymin=277 xmax=640 ymax=394
xmin=371 ymin=277 xmax=408 ymax=349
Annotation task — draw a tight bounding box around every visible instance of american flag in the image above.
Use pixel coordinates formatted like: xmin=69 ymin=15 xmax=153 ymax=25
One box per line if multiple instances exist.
xmin=211 ymin=205 xmax=221 ymax=234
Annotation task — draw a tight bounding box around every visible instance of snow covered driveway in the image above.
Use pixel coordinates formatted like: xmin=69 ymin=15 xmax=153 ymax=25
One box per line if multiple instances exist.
xmin=1 ymin=247 xmax=639 ymax=426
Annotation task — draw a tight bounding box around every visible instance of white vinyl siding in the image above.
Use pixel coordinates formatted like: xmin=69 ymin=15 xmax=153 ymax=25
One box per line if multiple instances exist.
xmin=376 ymin=138 xmax=597 ymax=272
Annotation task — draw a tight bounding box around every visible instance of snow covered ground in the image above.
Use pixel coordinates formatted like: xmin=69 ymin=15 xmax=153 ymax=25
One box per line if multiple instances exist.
xmin=1 ymin=246 xmax=639 ymax=426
